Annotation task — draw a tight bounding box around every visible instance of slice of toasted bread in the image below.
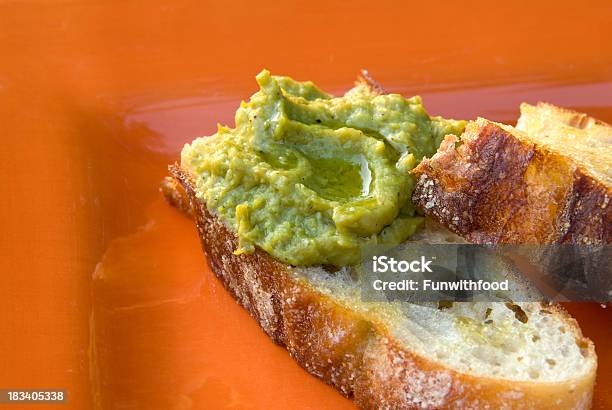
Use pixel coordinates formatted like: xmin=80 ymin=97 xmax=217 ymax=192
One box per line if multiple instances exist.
xmin=161 ymin=164 xmax=596 ymax=409
xmin=412 ymin=105 xmax=611 ymax=245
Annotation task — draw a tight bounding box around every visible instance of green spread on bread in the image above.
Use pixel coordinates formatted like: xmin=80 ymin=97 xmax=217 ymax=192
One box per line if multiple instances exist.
xmin=181 ymin=70 xmax=465 ymax=266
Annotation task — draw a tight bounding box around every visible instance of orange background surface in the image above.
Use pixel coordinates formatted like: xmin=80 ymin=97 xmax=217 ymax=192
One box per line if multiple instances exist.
xmin=1 ymin=1 xmax=611 ymax=409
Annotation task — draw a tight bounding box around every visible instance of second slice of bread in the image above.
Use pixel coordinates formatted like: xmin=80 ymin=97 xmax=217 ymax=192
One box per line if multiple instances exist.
xmin=412 ymin=104 xmax=611 ymax=245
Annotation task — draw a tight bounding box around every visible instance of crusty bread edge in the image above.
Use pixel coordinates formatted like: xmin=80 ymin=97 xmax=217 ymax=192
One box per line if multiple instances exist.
xmin=161 ymin=164 xmax=596 ymax=409
xmin=412 ymin=119 xmax=611 ymax=245
xmin=524 ymin=102 xmax=612 ymax=129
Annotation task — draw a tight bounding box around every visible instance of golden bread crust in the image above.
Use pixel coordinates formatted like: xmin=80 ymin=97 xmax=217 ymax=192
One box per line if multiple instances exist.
xmin=412 ymin=120 xmax=611 ymax=245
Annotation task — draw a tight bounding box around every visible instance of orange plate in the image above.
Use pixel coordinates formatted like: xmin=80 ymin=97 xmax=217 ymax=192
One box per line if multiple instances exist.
xmin=1 ymin=1 xmax=611 ymax=409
